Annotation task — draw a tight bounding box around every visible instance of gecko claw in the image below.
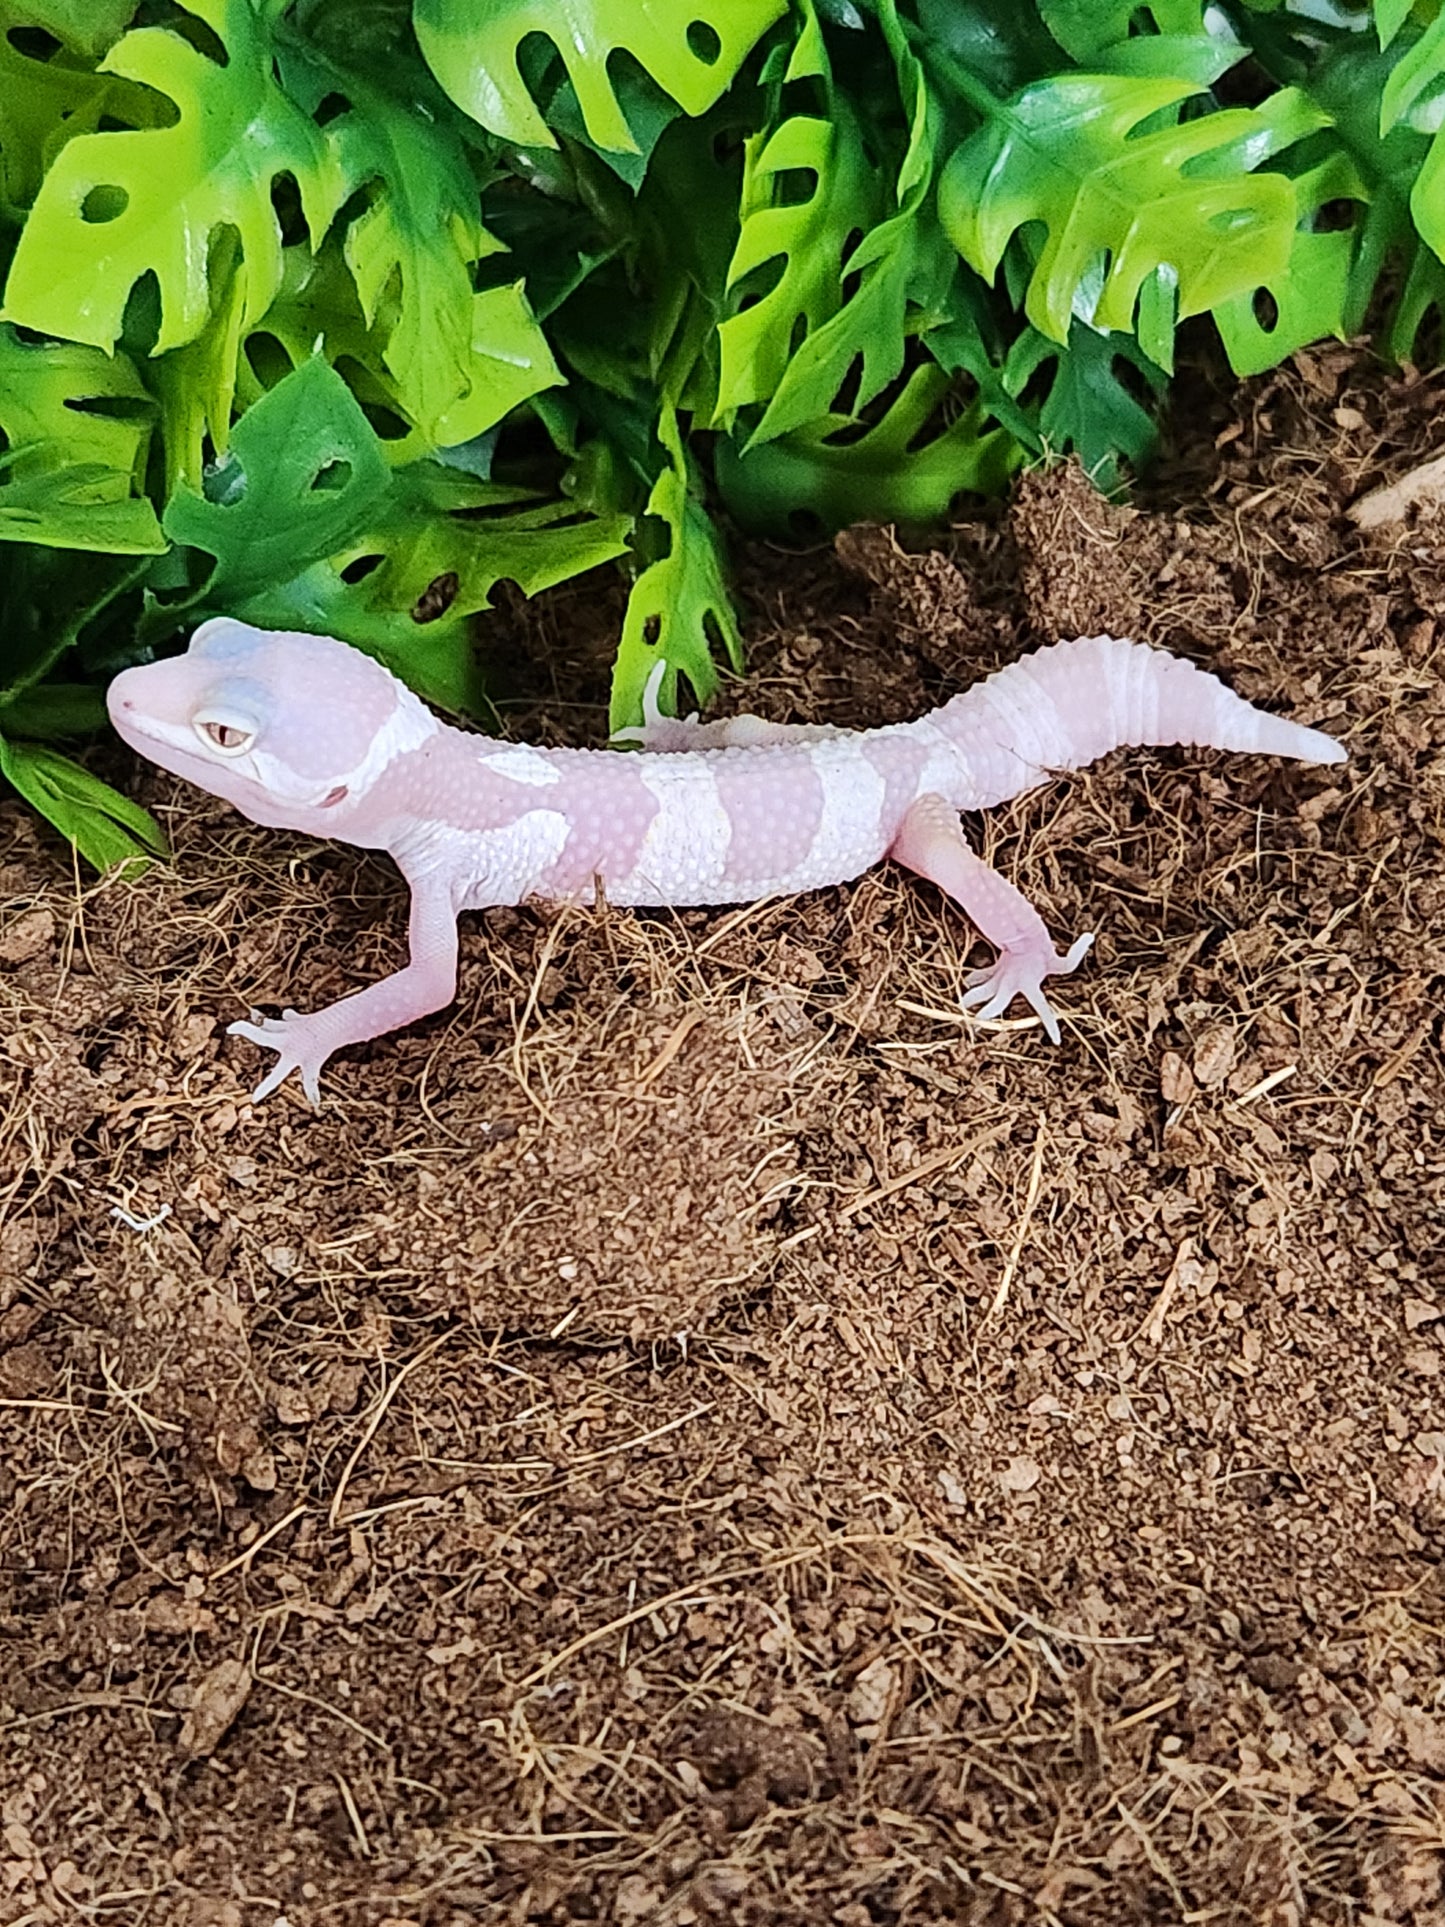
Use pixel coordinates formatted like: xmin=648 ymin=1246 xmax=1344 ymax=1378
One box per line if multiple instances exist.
xmin=962 ymin=932 xmax=1095 ymax=1044
xmin=228 ymin=1008 xmax=330 ymax=1106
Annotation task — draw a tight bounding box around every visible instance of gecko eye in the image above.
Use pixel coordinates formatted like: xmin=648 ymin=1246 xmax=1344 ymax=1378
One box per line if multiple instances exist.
xmin=193 ymin=714 xmax=256 ymax=756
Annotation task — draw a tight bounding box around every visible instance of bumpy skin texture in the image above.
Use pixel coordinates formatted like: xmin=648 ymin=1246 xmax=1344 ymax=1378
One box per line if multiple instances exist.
xmin=107 ymin=619 xmax=1346 ymax=1103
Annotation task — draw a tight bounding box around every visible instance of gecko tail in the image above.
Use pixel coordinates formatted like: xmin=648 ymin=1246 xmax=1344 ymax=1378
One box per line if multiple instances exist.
xmin=931 ymin=634 xmax=1344 ymax=805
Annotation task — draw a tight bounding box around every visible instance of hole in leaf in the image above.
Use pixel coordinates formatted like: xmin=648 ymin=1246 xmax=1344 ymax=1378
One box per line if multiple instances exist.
xmin=788 ymin=313 xmax=809 ymax=359
xmin=1110 ymin=354 xmax=1155 ymax=409
xmin=732 ymin=254 xmax=786 ymax=313
xmin=341 ymin=552 xmax=385 ymax=585
xmin=470 ymin=251 xmax=517 ymax=294
xmin=1409 ymin=302 xmax=1441 ymax=367
xmin=312 ymin=91 xmax=351 ymax=127
xmin=839 ymin=227 xmax=865 ymax=305
xmin=1251 ymin=287 xmax=1279 ymax=334
xmin=310 ymin=458 xmax=352 ymax=494
xmin=411 ymin=572 xmax=459 ymax=623
xmin=202 ymin=450 xmax=247 ymax=506
xmin=81 ymin=184 xmax=128 ymax=224
xmin=630 ymin=510 xmax=673 ymax=568
xmin=244 ymin=330 xmax=295 ymax=390
xmin=686 ymin=19 xmax=722 ymax=64
xmin=357 ymin=397 xmax=410 ymax=441
xmin=147 ymin=0 xmax=228 ymax=64
xmin=642 ymin=614 xmax=662 ymax=648
xmin=773 ymin=166 xmax=818 ymax=208
xmin=6 ymin=25 xmax=61 ymax=59
xmin=701 ymin=610 xmax=728 ymax=661
xmin=269 ymin=171 xmax=308 ymax=249
xmin=516 ymin=29 xmax=563 ymax=102
xmin=64 ymin=394 xmax=153 ymax=422
xmin=675 ymin=671 xmax=701 ymax=715
xmin=119 ymin=271 xmax=161 ymax=357
xmin=830 ymin=351 xmax=865 ymax=419
xmin=1010 ymin=350 xmax=1058 ymax=418
xmin=333 ymin=357 xmax=412 ymax=440
xmin=1314 ymin=197 xmax=1358 ymax=234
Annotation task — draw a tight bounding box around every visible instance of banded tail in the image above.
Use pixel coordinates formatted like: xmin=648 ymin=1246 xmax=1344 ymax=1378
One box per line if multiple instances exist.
xmin=929 ymin=634 xmax=1345 ymax=810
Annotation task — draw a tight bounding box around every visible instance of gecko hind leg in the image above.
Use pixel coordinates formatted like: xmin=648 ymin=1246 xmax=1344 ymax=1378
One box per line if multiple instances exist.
xmin=890 ymin=793 xmax=1093 ymax=1044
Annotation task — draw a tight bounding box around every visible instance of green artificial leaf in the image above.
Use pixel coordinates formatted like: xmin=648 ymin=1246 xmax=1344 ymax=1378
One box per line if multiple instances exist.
xmin=716 ymin=363 xmax=1022 ymax=535
xmin=0 ymin=322 xmax=155 ymax=487
xmin=0 ymin=543 xmax=150 ymax=702
xmin=1003 ymin=322 xmax=1165 ymax=490
xmin=150 ymin=227 xmax=248 ymax=495
xmin=939 ymin=76 xmax=1328 ymax=355
xmin=1214 ymin=148 xmax=1365 ymax=376
xmin=0 ymin=463 xmax=166 ymax=552
xmin=1375 ymin=0 xmax=1415 ymax=48
xmin=912 ymin=0 xmax=1065 ymax=97
xmin=231 ymin=466 xmax=633 ymax=715
xmin=716 ymin=8 xmax=876 ymax=426
xmin=632 ymin=95 xmax=756 ymax=413
xmin=926 ymin=267 xmax=1047 ymax=450
xmin=1374 ymin=13 xmax=1445 ymax=262
xmin=1305 ymin=39 xmax=1445 ymax=361
xmin=1037 ymin=0 xmax=1208 ymax=62
xmin=413 ymin=0 xmax=787 ymax=152
xmin=514 ymin=30 xmax=687 ymax=188
xmin=0 ymin=682 xmax=108 ymax=737
xmin=15 ymin=0 xmax=138 ymax=58
xmin=722 ymin=0 xmax=958 ymax=446
xmin=1380 ymin=9 xmax=1445 ymax=130
xmin=163 ymin=355 xmax=392 ymax=603
xmin=610 ymin=404 xmax=741 ymax=732
xmin=0 ymin=0 xmax=166 ymax=216
xmin=2 ymin=0 xmax=341 ymax=353
xmin=237 ymin=243 xmax=561 ymax=464
xmin=274 ymin=39 xmax=519 ymax=442
xmin=0 ymin=733 xmax=167 ymax=870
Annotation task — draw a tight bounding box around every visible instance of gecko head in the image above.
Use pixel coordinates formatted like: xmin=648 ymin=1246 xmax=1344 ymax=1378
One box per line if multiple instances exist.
xmin=107 ymin=619 xmax=439 ymax=834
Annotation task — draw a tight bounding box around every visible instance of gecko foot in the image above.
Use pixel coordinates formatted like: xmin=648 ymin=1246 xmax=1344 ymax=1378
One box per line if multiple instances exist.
xmin=961 ymin=933 xmax=1094 ymax=1044
xmin=610 ymin=657 xmax=701 ymax=749
xmin=228 ymin=1007 xmax=332 ymax=1106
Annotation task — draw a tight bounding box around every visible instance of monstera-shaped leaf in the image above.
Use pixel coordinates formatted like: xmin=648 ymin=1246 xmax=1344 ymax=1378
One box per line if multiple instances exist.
xmin=940 ymin=75 xmax=1327 ymax=357
xmin=610 ymin=403 xmax=741 ymax=731
xmin=717 ymin=364 xmax=1020 ymax=535
xmin=0 ymin=1 xmax=171 ymax=215
xmin=0 ymin=323 xmax=154 ymax=487
xmin=412 ymin=0 xmax=786 ymax=152
xmin=2 ymin=0 xmax=341 ymax=352
xmin=274 ymin=41 xmax=531 ymax=442
xmin=159 ymin=355 xmax=629 ymax=715
xmin=725 ymin=1 xmax=958 ymax=446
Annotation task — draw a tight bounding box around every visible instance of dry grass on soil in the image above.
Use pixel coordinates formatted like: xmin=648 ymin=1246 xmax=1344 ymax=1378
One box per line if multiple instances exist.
xmin=2 ymin=344 xmax=1445 ymax=1925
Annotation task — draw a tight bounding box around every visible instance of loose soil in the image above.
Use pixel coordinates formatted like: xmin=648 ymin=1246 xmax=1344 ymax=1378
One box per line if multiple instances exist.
xmin=2 ymin=344 xmax=1444 ymax=1927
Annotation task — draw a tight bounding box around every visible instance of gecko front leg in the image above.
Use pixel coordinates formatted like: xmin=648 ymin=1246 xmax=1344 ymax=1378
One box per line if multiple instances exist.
xmin=611 ymin=658 xmax=847 ymax=752
xmin=890 ymin=793 xmax=1093 ymax=1043
xmin=228 ymin=874 xmax=461 ymax=1104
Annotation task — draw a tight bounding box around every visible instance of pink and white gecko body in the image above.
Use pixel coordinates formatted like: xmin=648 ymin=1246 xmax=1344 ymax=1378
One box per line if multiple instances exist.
xmin=107 ymin=618 xmax=1344 ymax=1103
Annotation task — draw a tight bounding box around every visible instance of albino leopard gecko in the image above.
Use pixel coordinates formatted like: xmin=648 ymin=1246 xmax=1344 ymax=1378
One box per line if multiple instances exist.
xmin=107 ymin=619 xmax=1344 ymax=1104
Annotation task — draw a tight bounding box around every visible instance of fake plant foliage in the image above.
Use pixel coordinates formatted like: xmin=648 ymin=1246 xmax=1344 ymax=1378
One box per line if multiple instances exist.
xmin=3 ymin=0 xmax=1445 ymax=865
